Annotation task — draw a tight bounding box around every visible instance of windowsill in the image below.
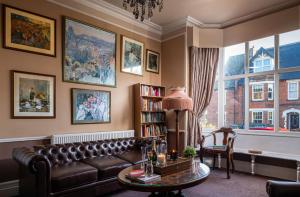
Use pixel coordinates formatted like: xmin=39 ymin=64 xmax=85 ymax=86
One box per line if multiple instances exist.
xmin=202 ymin=129 xmax=300 ymax=138
xmin=287 ymin=98 xmax=298 ymax=101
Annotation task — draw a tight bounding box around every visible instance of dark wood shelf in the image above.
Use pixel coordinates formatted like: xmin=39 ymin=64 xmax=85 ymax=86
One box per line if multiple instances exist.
xmin=134 ymin=83 xmax=167 ymax=139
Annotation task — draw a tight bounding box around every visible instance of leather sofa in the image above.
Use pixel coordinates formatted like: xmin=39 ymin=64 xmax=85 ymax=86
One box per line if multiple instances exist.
xmin=13 ymin=138 xmax=146 ymax=197
xmin=266 ymin=180 xmax=300 ymax=197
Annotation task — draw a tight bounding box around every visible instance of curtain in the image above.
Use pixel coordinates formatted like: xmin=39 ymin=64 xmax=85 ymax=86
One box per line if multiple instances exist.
xmin=188 ymin=47 xmax=219 ymax=147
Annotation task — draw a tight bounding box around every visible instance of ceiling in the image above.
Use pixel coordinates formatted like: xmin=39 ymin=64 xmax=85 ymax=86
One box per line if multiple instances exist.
xmin=104 ymin=0 xmax=300 ymax=26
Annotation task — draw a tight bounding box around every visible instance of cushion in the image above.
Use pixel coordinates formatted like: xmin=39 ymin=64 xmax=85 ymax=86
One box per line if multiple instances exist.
xmin=51 ymin=162 xmax=97 ymax=192
xmin=116 ymin=150 xmax=145 ymax=164
xmin=203 ymin=145 xmax=227 ymax=153
xmin=83 ymin=156 xmax=131 ymax=180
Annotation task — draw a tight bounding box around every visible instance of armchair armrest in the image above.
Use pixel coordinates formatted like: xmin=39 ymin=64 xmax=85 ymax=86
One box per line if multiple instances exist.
xmin=13 ymin=147 xmax=51 ymax=197
xmin=266 ymin=180 xmax=300 ymax=197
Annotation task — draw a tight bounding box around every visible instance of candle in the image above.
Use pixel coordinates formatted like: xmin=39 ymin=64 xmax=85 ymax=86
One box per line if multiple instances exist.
xmin=170 ymin=149 xmax=178 ymax=160
xmin=157 ymin=153 xmax=166 ymax=165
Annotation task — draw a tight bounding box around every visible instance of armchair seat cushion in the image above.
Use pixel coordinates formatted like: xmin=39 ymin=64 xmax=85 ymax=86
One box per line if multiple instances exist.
xmin=116 ymin=150 xmax=145 ymax=164
xmin=51 ymin=162 xmax=98 ymax=192
xmin=202 ymin=145 xmax=227 ymax=153
xmin=83 ymin=156 xmax=131 ymax=180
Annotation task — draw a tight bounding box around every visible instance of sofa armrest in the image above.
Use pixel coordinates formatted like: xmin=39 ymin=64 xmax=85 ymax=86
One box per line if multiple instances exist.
xmin=13 ymin=147 xmax=51 ymax=197
xmin=266 ymin=180 xmax=300 ymax=197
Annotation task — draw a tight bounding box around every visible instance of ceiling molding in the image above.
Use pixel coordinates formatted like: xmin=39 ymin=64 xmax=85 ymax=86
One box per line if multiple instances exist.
xmin=76 ymin=0 xmax=162 ymax=34
xmin=47 ymin=0 xmax=162 ymax=42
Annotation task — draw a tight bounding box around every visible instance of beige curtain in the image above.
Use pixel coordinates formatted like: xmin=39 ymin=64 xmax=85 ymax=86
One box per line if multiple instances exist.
xmin=188 ymin=47 xmax=219 ymax=147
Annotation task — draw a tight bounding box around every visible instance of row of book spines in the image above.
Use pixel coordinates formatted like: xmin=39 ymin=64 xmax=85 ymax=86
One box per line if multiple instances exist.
xmin=141 ymin=99 xmax=163 ymax=111
xmin=141 ymin=125 xmax=167 ymax=137
xmin=141 ymin=85 xmax=164 ymax=97
xmin=141 ymin=113 xmax=165 ymax=123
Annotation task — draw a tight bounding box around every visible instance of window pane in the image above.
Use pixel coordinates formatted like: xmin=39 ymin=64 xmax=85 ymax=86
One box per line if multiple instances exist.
xmin=280 ymin=71 xmax=300 ymax=132
xmin=249 ymin=36 xmax=274 ymax=73
xmin=249 ymin=75 xmax=274 ymax=131
xmin=224 ymin=79 xmax=245 ymax=129
xmin=224 ymin=43 xmax=245 ymax=76
xmin=202 ymin=81 xmax=218 ymax=131
xmin=279 ymin=29 xmax=300 ymax=69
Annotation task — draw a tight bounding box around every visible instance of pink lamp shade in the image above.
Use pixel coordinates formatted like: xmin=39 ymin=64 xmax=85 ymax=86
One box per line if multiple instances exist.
xmin=162 ymin=87 xmax=193 ymax=111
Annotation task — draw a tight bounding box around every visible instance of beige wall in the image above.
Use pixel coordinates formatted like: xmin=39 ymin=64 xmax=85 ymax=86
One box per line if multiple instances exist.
xmin=161 ymin=35 xmax=187 ymax=130
xmin=223 ymin=5 xmax=300 ymax=46
xmin=0 ymin=0 xmax=161 ymax=138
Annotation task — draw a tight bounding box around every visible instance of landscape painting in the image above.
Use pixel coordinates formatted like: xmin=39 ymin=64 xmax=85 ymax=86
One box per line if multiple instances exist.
xmin=12 ymin=71 xmax=56 ymax=118
xmin=63 ymin=17 xmax=116 ymax=87
xmin=4 ymin=5 xmax=56 ymax=56
xmin=121 ymin=36 xmax=144 ymax=76
xmin=72 ymin=89 xmax=110 ymax=124
xmin=146 ymin=50 xmax=160 ymax=74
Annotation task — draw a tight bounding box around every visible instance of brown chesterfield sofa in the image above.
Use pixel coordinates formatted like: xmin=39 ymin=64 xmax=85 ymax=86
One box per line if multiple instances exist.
xmin=13 ymin=137 xmax=146 ymax=197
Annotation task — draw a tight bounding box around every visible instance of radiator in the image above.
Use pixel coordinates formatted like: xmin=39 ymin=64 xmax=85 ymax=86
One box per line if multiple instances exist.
xmin=51 ymin=130 xmax=134 ymax=144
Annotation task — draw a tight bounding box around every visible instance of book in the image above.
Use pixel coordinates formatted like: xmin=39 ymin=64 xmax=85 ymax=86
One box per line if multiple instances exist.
xmin=126 ymin=173 xmax=161 ymax=183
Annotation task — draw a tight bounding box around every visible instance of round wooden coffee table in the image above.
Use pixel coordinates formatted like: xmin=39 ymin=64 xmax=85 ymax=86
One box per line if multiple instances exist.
xmin=118 ymin=162 xmax=210 ymax=197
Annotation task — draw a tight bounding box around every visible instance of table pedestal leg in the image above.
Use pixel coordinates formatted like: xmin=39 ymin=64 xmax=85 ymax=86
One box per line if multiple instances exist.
xmin=297 ymin=161 xmax=300 ymax=182
xmin=251 ymin=155 xmax=256 ymax=175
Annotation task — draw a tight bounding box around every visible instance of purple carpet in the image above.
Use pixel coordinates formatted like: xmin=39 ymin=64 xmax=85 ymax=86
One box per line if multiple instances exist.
xmin=110 ymin=170 xmax=268 ymax=197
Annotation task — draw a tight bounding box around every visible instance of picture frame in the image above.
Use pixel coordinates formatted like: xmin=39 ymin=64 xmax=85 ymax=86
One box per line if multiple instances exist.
xmin=3 ymin=5 xmax=56 ymax=57
xmin=121 ymin=35 xmax=144 ymax=76
xmin=71 ymin=88 xmax=111 ymax=124
xmin=11 ymin=70 xmax=56 ymax=119
xmin=146 ymin=49 xmax=160 ymax=74
xmin=62 ymin=17 xmax=117 ymax=87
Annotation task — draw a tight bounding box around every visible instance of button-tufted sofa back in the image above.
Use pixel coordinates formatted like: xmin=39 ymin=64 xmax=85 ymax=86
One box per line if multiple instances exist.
xmin=34 ymin=138 xmax=137 ymax=167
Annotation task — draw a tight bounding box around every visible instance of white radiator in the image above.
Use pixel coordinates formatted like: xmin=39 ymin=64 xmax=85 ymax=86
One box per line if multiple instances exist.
xmin=51 ymin=130 xmax=135 ymax=144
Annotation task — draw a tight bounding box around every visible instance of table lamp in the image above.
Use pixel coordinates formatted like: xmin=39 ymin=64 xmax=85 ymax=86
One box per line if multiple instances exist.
xmin=162 ymin=87 xmax=193 ymax=154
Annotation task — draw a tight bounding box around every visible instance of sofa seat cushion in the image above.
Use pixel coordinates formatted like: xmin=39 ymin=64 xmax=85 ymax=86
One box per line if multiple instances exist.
xmin=83 ymin=156 xmax=131 ymax=180
xmin=116 ymin=150 xmax=145 ymax=164
xmin=51 ymin=162 xmax=98 ymax=192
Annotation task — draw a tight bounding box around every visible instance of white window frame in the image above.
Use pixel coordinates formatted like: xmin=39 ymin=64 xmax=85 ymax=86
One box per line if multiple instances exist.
xmin=252 ymin=54 xmax=274 ymax=73
xmin=268 ymin=111 xmax=273 ymax=125
xmin=252 ymin=84 xmax=264 ymax=101
xmin=268 ymin=83 xmax=274 ymax=100
xmin=252 ymin=111 xmax=263 ymax=124
xmin=288 ymin=81 xmax=298 ymax=100
xmin=218 ymin=31 xmax=300 ymax=137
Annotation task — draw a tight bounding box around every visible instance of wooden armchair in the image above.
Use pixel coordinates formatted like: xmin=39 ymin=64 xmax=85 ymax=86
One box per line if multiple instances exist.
xmin=199 ymin=127 xmax=237 ymax=179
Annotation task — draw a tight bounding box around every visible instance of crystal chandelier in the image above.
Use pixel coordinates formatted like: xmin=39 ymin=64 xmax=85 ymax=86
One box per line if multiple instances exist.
xmin=123 ymin=0 xmax=164 ymax=22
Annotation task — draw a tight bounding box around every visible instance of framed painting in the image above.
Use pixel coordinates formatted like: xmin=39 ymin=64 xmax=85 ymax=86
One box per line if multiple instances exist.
xmin=71 ymin=88 xmax=111 ymax=124
xmin=121 ymin=36 xmax=144 ymax=76
xmin=3 ymin=5 xmax=56 ymax=56
xmin=146 ymin=49 xmax=160 ymax=74
xmin=11 ymin=70 xmax=56 ymax=118
xmin=63 ymin=17 xmax=116 ymax=87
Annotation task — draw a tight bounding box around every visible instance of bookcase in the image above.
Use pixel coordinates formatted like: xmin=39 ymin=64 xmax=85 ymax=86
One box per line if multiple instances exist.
xmin=134 ymin=83 xmax=167 ymax=138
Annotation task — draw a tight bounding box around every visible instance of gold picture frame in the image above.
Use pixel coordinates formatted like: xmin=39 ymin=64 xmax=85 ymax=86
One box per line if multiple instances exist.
xmin=146 ymin=49 xmax=160 ymax=74
xmin=3 ymin=5 xmax=56 ymax=57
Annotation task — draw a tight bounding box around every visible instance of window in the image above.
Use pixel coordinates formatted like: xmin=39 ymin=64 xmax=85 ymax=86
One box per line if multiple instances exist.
xmin=224 ymin=79 xmax=245 ymax=129
xmin=218 ymin=29 xmax=300 ymax=134
xmin=268 ymin=84 xmax=273 ymax=100
xmin=252 ymin=111 xmax=263 ymax=124
xmin=201 ymin=80 xmax=218 ymax=132
xmin=253 ymin=57 xmax=273 ymax=73
xmin=288 ymin=82 xmax=298 ymax=100
xmin=252 ymin=84 xmax=264 ymax=101
xmin=224 ymin=43 xmax=245 ymax=76
xmin=268 ymin=111 xmax=273 ymax=125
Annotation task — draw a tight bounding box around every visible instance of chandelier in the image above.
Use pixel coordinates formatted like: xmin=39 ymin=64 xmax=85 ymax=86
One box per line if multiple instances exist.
xmin=122 ymin=0 xmax=164 ymax=22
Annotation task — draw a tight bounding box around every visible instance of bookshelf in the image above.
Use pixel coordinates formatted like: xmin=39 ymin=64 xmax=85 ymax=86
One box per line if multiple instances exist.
xmin=134 ymin=83 xmax=167 ymax=139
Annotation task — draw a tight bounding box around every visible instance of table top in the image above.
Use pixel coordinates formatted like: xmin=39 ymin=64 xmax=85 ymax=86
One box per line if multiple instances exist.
xmin=117 ymin=162 xmax=210 ymax=192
